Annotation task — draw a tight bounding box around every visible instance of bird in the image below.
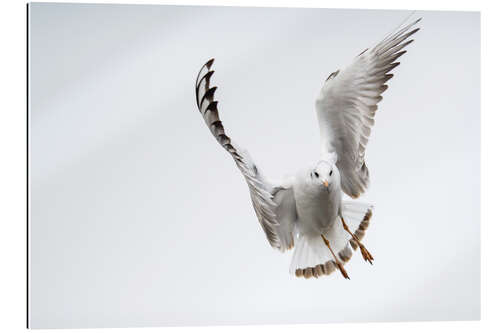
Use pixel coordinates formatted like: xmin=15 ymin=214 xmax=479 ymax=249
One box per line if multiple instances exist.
xmin=194 ymin=17 xmax=421 ymax=279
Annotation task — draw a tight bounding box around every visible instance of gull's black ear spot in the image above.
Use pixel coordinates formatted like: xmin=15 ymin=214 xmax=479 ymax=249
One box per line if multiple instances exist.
xmin=314 ymin=172 xmax=319 ymax=178
xmin=329 ymin=170 xmax=332 ymax=176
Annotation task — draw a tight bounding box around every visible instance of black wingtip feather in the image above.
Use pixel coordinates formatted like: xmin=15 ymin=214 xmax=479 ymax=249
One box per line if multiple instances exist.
xmin=199 ymin=86 xmax=217 ymax=109
xmin=195 ymin=60 xmax=216 ymax=107
xmin=205 ymin=100 xmax=218 ymax=113
xmin=409 ymin=28 xmax=420 ymax=36
xmin=383 ymin=73 xmax=394 ymax=84
xmin=206 ymin=58 xmax=215 ymax=69
xmin=196 ymin=71 xmax=215 ymax=108
xmin=196 ymin=70 xmax=214 ymax=90
xmin=389 ymin=62 xmax=400 ymax=72
xmin=211 ymin=120 xmax=223 ymax=128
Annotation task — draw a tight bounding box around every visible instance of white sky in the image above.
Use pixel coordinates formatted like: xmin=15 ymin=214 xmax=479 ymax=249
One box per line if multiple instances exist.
xmin=29 ymin=4 xmax=479 ymax=328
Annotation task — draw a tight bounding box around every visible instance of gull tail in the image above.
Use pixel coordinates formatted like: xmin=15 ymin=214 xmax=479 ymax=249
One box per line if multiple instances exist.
xmin=290 ymin=201 xmax=373 ymax=279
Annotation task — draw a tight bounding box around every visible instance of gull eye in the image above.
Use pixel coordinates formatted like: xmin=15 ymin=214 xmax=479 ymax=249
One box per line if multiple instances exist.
xmin=329 ymin=170 xmax=332 ymax=176
xmin=314 ymin=172 xmax=319 ymax=178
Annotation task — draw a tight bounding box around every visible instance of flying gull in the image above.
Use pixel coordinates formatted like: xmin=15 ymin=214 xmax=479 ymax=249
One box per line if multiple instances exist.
xmin=194 ymin=18 xmax=421 ymax=279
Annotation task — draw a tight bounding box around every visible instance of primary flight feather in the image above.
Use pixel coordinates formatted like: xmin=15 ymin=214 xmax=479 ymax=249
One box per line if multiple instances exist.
xmin=194 ymin=17 xmax=421 ymax=279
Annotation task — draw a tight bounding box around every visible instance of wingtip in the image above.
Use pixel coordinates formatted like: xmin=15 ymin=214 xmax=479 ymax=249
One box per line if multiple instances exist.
xmin=412 ymin=18 xmax=422 ymax=29
xmin=409 ymin=27 xmax=420 ymax=36
xmin=206 ymin=58 xmax=215 ymax=68
xmin=198 ymin=86 xmax=218 ymax=109
xmin=196 ymin=70 xmax=215 ymax=89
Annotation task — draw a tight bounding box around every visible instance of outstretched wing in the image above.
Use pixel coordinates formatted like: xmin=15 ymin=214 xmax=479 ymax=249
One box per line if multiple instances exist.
xmin=315 ymin=18 xmax=421 ymax=198
xmin=195 ymin=59 xmax=296 ymax=251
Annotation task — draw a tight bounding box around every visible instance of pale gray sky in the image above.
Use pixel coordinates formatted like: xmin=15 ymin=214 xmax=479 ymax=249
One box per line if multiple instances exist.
xmin=29 ymin=3 xmax=480 ymax=328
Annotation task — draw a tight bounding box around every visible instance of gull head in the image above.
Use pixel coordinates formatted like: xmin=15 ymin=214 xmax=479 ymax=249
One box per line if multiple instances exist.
xmin=309 ymin=160 xmax=336 ymax=190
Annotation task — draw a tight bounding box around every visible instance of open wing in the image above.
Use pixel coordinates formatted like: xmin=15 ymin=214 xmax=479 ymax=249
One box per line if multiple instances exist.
xmin=195 ymin=59 xmax=296 ymax=251
xmin=315 ymin=18 xmax=421 ymax=198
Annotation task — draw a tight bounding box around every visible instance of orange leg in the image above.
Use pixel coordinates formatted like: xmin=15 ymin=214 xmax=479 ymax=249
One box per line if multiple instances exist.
xmin=341 ymin=216 xmax=374 ymax=265
xmin=321 ymin=234 xmax=350 ymax=280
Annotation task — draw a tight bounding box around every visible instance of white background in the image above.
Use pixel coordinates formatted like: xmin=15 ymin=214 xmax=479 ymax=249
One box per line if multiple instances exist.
xmin=1 ymin=0 xmax=499 ymax=333
xmin=28 ymin=3 xmax=479 ymax=328
xmin=30 ymin=2 xmax=479 ymax=329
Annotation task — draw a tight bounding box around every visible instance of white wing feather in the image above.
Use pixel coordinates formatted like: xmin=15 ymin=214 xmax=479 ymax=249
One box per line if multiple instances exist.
xmin=316 ymin=18 xmax=421 ymax=198
xmin=195 ymin=59 xmax=296 ymax=251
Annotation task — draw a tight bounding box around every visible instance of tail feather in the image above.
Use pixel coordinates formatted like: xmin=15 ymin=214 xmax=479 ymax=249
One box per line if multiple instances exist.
xmin=290 ymin=201 xmax=373 ymax=279
xmin=348 ymin=209 xmax=372 ymax=250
